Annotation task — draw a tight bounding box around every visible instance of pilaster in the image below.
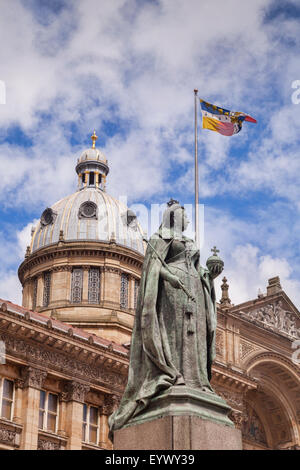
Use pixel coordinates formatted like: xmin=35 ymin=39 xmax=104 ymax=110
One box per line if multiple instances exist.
xmin=63 ymin=381 xmax=90 ymax=450
xmin=20 ymin=367 xmax=47 ymax=450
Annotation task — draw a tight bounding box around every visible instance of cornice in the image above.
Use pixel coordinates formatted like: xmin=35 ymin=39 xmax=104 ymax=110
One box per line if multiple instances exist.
xmin=0 ymin=328 xmax=127 ymax=393
xmin=0 ymin=303 xmax=129 ymax=394
xmin=212 ymin=361 xmax=258 ymax=391
xmin=18 ymin=241 xmax=144 ymax=284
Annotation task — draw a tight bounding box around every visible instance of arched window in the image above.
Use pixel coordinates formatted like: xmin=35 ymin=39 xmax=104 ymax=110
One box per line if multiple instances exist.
xmin=89 ymin=172 xmax=95 ymax=186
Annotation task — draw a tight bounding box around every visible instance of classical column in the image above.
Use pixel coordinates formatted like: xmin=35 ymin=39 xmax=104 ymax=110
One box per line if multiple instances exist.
xmin=95 ymin=171 xmax=99 ymax=188
xmin=20 ymin=367 xmax=47 ymax=450
xmin=84 ymin=171 xmax=89 ymax=187
xmin=51 ymin=268 xmax=69 ymax=305
xmin=63 ymin=381 xmax=90 ymax=450
xmin=36 ymin=274 xmax=43 ymax=309
xmin=128 ymin=276 xmax=134 ymax=310
xmin=13 ymin=380 xmax=24 ymax=425
xmin=103 ymin=267 xmax=121 ymax=306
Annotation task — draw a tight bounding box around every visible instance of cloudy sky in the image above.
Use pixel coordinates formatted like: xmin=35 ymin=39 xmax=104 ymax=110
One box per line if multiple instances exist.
xmin=0 ymin=0 xmax=300 ymax=309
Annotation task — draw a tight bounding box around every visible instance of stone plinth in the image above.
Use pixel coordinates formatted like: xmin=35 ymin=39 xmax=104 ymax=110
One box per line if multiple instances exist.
xmin=113 ymin=386 xmax=242 ymax=450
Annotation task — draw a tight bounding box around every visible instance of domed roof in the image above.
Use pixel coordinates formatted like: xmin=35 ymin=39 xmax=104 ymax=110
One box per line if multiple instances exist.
xmin=31 ymin=187 xmax=145 ymax=255
xmin=30 ymin=132 xmax=145 ymax=256
xmin=78 ymin=147 xmax=107 ymax=165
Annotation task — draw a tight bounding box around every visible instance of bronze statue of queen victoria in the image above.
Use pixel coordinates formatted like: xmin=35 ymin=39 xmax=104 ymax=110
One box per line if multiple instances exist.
xmin=109 ymin=200 xmax=224 ymax=436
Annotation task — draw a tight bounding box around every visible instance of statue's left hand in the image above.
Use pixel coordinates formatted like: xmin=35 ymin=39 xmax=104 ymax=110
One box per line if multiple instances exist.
xmin=208 ymin=262 xmax=224 ymax=279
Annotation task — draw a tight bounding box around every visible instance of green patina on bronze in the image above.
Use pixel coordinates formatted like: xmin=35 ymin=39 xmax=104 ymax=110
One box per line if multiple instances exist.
xmin=109 ymin=201 xmax=225 ymax=437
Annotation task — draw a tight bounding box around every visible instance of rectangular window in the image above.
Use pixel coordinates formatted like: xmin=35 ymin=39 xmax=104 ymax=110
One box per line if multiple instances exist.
xmin=43 ymin=271 xmax=51 ymax=307
xmin=0 ymin=378 xmax=14 ymax=420
xmin=39 ymin=391 xmax=58 ymax=433
xmin=88 ymin=268 xmax=100 ymax=304
xmin=71 ymin=268 xmax=83 ymax=303
xmin=82 ymin=404 xmax=99 ymax=445
xmin=89 ymin=172 xmax=95 ymax=185
xmin=32 ymin=277 xmax=38 ymax=310
xmin=120 ymin=273 xmax=129 ymax=309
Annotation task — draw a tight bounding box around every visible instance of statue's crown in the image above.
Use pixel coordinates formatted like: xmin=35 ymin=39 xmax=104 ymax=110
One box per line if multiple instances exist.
xmin=167 ymin=198 xmax=179 ymax=207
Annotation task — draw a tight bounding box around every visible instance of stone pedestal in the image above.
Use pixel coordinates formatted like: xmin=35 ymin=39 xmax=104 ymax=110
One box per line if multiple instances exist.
xmin=113 ymin=386 xmax=242 ymax=450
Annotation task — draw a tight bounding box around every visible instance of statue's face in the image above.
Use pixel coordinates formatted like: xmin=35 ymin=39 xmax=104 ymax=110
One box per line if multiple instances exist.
xmin=174 ymin=208 xmax=189 ymax=232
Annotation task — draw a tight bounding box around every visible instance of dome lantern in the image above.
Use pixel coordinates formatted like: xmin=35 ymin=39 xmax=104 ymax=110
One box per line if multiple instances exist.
xmin=75 ymin=130 xmax=109 ymax=191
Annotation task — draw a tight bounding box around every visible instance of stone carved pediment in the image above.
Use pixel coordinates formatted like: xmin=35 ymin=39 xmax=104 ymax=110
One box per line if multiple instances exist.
xmin=242 ymin=300 xmax=300 ymax=339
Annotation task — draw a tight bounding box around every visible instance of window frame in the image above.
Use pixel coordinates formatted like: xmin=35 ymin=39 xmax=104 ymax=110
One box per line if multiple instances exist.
xmin=88 ymin=267 xmax=101 ymax=304
xmin=43 ymin=271 xmax=51 ymax=307
xmin=0 ymin=377 xmax=15 ymax=421
xmin=38 ymin=390 xmax=59 ymax=434
xmin=120 ymin=273 xmax=129 ymax=309
xmin=70 ymin=267 xmax=83 ymax=304
xmin=82 ymin=403 xmax=100 ymax=445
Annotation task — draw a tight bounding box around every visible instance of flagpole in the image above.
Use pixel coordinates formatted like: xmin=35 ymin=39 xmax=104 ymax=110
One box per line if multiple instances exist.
xmin=194 ymin=88 xmax=199 ymax=250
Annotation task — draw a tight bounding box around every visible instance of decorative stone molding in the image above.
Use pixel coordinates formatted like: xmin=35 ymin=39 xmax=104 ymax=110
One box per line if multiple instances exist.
xmin=62 ymin=381 xmax=90 ymax=403
xmin=246 ymin=351 xmax=300 ymax=375
xmin=21 ymin=366 xmax=47 ymax=389
xmin=0 ymin=427 xmax=16 ymax=444
xmin=51 ymin=266 xmax=72 ymax=273
xmin=18 ymin=242 xmax=143 ymax=285
xmin=101 ymin=394 xmax=121 ymax=415
xmin=37 ymin=438 xmax=61 ymax=450
xmin=215 ymin=330 xmax=224 ymax=356
xmin=102 ymin=266 xmax=121 ymax=275
xmin=0 ymin=332 xmax=126 ymax=391
xmin=228 ymin=410 xmax=246 ymax=430
xmin=0 ymin=422 xmax=22 ymax=447
xmin=242 ymin=300 xmax=300 ymax=339
xmin=216 ymin=387 xmax=244 ymax=410
xmin=240 ymin=341 xmax=257 ymax=361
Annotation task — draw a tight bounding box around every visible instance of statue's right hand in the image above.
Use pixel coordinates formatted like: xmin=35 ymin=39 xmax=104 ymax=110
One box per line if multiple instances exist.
xmin=168 ymin=275 xmax=181 ymax=289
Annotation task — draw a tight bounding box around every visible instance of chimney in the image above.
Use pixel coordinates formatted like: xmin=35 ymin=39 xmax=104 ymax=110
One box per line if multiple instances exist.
xmin=266 ymin=276 xmax=282 ymax=296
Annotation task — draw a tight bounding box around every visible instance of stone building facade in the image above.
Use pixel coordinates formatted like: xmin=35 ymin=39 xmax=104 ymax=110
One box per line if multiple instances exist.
xmin=0 ymin=135 xmax=299 ymax=450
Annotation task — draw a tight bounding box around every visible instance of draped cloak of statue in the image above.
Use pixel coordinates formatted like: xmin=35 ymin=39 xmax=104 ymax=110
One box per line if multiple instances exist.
xmin=109 ymin=225 xmax=217 ymax=436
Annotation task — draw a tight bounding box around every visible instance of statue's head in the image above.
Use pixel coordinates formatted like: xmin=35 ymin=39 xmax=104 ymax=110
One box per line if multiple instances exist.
xmin=161 ymin=199 xmax=189 ymax=238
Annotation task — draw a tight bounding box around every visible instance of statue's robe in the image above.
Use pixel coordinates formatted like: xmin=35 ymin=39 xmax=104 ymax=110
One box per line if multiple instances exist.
xmin=109 ymin=231 xmax=216 ymax=436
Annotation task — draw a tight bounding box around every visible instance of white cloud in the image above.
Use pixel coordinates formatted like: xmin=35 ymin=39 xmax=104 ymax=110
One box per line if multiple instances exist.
xmin=0 ymin=271 xmax=22 ymax=305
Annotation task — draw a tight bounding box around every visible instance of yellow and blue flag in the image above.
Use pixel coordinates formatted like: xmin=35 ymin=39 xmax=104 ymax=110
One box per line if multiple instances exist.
xmin=200 ymin=99 xmax=257 ymax=136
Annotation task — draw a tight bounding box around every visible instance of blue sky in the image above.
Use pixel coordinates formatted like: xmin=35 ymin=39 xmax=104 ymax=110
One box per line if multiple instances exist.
xmin=0 ymin=0 xmax=300 ymax=308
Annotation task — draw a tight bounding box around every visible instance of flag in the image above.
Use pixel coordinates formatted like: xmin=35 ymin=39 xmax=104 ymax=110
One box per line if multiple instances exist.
xmin=200 ymin=99 xmax=257 ymax=136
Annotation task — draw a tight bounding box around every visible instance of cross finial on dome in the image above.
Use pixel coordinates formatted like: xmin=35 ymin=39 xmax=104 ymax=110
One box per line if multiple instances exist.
xmin=91 ymin=130 xmax=98 ymax=149
xmin=211 ymin=246 xmax=220 ymax=256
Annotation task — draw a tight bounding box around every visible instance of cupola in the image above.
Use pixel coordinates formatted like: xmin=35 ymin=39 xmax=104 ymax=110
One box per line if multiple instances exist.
xmin=75 ymin=131 xmax=109 ymax=191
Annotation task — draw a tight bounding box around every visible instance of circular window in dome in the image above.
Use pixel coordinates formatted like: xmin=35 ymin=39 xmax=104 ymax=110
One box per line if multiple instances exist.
xmin=78 ymin=201 xmax=98 ymax=219
xmin=40 ymin=208 xmax=55 ymax=226
xmin=122 ymin=209 xmax=138 ymax=231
